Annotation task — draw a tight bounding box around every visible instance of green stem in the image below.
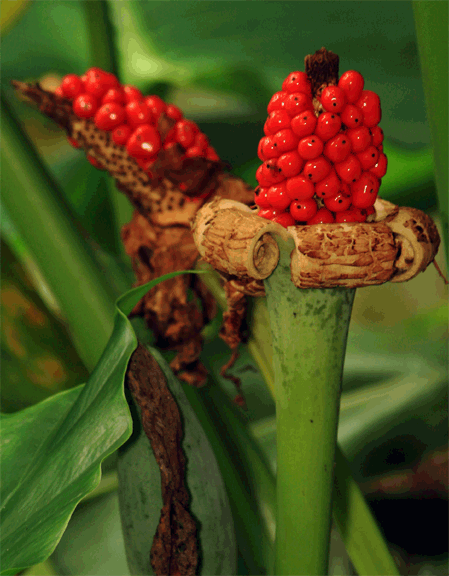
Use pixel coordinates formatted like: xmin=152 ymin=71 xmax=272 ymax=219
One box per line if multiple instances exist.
xmin=264 ymin=236 xmax=355 ymax=576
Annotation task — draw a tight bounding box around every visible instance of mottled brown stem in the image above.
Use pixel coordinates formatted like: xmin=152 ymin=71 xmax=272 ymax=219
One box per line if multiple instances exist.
xmin=304 ymin=47 xmax=340 ymax=113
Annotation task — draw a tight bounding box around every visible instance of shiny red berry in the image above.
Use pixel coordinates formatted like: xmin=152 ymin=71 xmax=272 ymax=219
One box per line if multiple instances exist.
xmin=185 ymin=145 xmax=207 ymax=158
xmin=126 ymin=101 xmax=153 ymax=127
xmin=61 ymin=74 xmax=83 ymax=99
xmin=256 ymin=160 xmax=285 ymax=187
xmin=102 ymin=88 xmax=125 ymax=105
xmin=346 ymin=126 xmax=372 ymax=153
xmin=123 ymin=85 xmax=143 ymax=103
xmin=335 ymin=207 xmax=367 ymax=223
xmin=284 ymin=92 xmax=313 ymax=117
xmin=272 ymin=129 xmax=299 ymax=154
xmin=282 ymin=72 xmax=312 ymax=96
xmin=338 ymin=70 xmax=364 ymax=103
xmin=369 ymin=153 xmax=388 ymax=178
xmin=290 ymin=198 xmax=318 ymax=222
xmin=126 ymin=124 xmax=161 ymax=158
xmin=351 ymin=172 xmax=380 ymax=208
xmin=297 ymin=135 xmax=324 ymax=160
xmin=369 ymin=126 xmax=384 ymax=147
xmin=176 ymin=120 xmax=200 ymax=148
xmin=84 ymin=68 xmax=119 ymax=99
xmin=340 ymin=104 xmax=363 ymax=129
xmin=206 ymin=146 xmax=220 ymax=162
xmin=273 ymin=212 xmax=296 ymax=228
xmin=267 ymin=182 xmax=291 ymax=210
xmin=286 ymin=175 xmax=315 ymax=200
xmin=290 ymin=110 xmax=317 ymax=138
xmin=255 ymin=187 xmax=271 ymax=208
xmin=94 ymin=103 xmax=126 ymax=131
xmin=144 ymin=95 xmax=167 ymax=119
xmin=334 ymin=154 xmax=362 ymax=183
xmin=112 ymin=124 xmax=132 ymax=146
xmin=194 ymin=133 xmax=209 ymax=152
xmin=315 ymin=169 xmax=341 ymax=199
xmin=314 ymin=112 xmax=342 ymax=141
xmin=320 ymin=86 xmax=347 ymax=113
xmin=357 ymin=145 xmax=379 ymax=170
xmin=307 ymin=207 xmax=335 ymax=224
xmin=165 ymin=104 xmax=183 ymax=122
xmin=54 ymin=86 xmax=65 ymax=97
xmin=324 ymin=188 xmax=352 ymax=212
xmin=72 ymin=93 xmax=98 ymax=118
xmin=266 ymin=110 xmax=292 ymax=134
xmin=258 ymin=208 xmax=280 ymax=220
xmin=355 ymin=90 xmax=381 ymax=127
xmin=302 ymin=156 xmax=331 ymax=183
xmin=277 ymin=151 xmax=304 ymax=178
xmin=267 ymin=91 xmax=288 ymax=113
xmin=324 ymin=133 xmax=352 ymax=163
xmin=261 ymin=136 xmax=280 ymax=159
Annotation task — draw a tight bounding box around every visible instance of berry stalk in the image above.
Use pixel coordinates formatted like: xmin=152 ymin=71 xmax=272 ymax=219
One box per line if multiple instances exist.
xmin=264 ymin=235 xmax=355 ymax=575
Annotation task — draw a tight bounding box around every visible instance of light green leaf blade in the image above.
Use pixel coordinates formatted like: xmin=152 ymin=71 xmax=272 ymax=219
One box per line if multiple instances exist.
xmin=0 ymin=270 xmax=207 ymax=576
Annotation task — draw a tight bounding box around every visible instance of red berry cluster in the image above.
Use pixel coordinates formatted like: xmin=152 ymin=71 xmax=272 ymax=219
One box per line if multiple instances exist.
xmin=55 ymin=68 xmax=220 ymax=175
xmin=255 ymin=70 xmax=387 ymax=227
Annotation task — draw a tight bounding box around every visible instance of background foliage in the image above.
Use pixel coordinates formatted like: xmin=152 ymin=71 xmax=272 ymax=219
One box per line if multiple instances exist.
xmin=1 ymin=1 xmax=447 ymax=575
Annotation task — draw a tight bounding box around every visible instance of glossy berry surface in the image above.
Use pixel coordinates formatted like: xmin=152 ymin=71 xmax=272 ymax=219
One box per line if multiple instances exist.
xmin=126 ymin=101 xmax=153 ymax=127
xmin=73 ymin=93 xmax=98 ymax=118
xmin=266 ymin=110 xmax=292 ymax=134
xmin=315 ymin=170 xmax=340 ymax=199
xmin=302 ymin=157 xmax=331 ymax=183
xmin=355 ymin=90 xmax=381 ymax=127
xmin=286 ymin=175 xmax=315 ymax=200
xmin=126 ymin=125 xmax=161 ymax=158
xmin=314 ymin=112 xmax=342 ymax=141
xmin=282 ymin=71 xmax=312 ymax=96
xmin=123 ymin=85 xmax=143 ymax=103
xmin=369 ymin=153 xmax=388 ymax=178
xmin=94 ymin=103 xmax=126 ymax=131
xmin=267 ymin=91 xmax=287 ymax=113
xmin=338 ymin=70 xmax=364 ymax=103
xmin=112 ymin=124 xmax=132 ymax=146
xmin=255 ymin=187 xmax=271 ymax=208
xmin=273 ymin=129 xmax=299 ymax=154
xmin=356 ymin=146 xmax=379 ymax=170
xmin=284 ymin=93 xmax=313 ymax=117
xmin=61 ymin=74 xmax=83 ymax=99
xmin=346 ymin=126 xmax=372 ymax=153
xmin=84 ymin=68 xmax=119 ymax=98
xmin=324 ymin=189 xmax=352 ymax=212
xmin=290 ymin=198 xmax=318 ymax=221
xmin=320 ymin=86 xmax=347 ymax=113
xmin=297 ymin=135 xmax=323 ymax=160
xmin=273 ymin=212 xmax=296 ymax=228
xmin=324 ymin=134 xmax=352 ymax=164
xmin=334 ymin=154 xmax=362 ymax=184
xmin=307 ymin=207 xmax=335 ymax=224
xmin=267 ymin=183 xmax=291 ymax=210
xmin=277 ymin=151 xmax=304 ymax=178
xmin=351 ymin=172 xmax=380 ymax=208
xmin=290 ymin=110 xmax=317 ymax=138
xmin=340 ymin=104 xmax=363 ymax=129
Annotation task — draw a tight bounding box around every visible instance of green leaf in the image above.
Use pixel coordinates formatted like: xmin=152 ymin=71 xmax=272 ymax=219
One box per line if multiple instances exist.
xmin=0 ymin=270 xmax=208 ymax=576
xmin=117 ymin=344 xmax=237 ymax=576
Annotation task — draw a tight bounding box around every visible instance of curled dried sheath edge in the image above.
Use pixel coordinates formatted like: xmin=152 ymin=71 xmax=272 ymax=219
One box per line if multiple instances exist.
xmin=191 ymin=197 xmax=440 ymax=292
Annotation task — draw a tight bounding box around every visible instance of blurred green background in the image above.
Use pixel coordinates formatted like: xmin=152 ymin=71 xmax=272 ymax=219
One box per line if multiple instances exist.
xmin=1 ymin=1 xmax=447 ymax=575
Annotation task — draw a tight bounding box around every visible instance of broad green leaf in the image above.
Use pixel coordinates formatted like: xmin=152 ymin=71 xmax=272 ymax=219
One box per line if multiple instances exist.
xmin=0 ymin=270 xmax=207 ymax=576
xmin=0 ymin=0 xmax=29 ymax=37
xmin=117 ymin=345 xmax=237 ymax=576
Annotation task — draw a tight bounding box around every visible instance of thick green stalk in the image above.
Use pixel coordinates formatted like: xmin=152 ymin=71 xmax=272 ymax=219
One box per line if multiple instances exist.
xmin=264 ymin=236 xmax=355 ymax=576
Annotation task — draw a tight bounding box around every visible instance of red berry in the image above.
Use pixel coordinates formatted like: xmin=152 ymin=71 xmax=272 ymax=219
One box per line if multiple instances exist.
xmin=277 ymin=151 xmax=304 ymax=178
xmin=346 ymin=126 xmax=372 ymax=153
xmin=266 ymin=110 xmax=292 ymax=134
xmin=54 ymin=86 xmax=65 ymax=97
xmin=102 ymin=88 xmax=125 ymax=105
xmin=185 ymin=145 xmax=207 ymax=158
xmin=302 ymin=156 xmax=331 ymax=183
xmin=338 ymin=70 xmax=364 ymax=103
xmin=290 ymin=110 xmax=317 ymax=138
xmin=282 ymin=72 xmax=312 ymax=96
xmin=135 ymin=157 xmax=156 ymax=172
xmin=340 ymin=104 xmax=363 ymax=129
xmin=165 ymin=104 xmax=183 ymax=122
xmin=144 ymin=95 xmax=167 ymax=119
xmin=267 ymin=182 xmax=291 ymax=210
xmin=267 ymin=91 xmax=288 ymax=113
xmin=334 ymin=154 xmax=362 ymax=183
xmin=255 ymin=187 xmax=271 ymax=208
xmin=112 ymin=124 xmax=132 ymax=146
xmin=351 ymin=172 xmax=379 ymax=208
xmin=315 ymin=112 xmax=342 ymax=141
xmin=206 ymin=146 xmax=220 ymax=162
xmin=284 ymin=92 xmax=313 ymax=117
xmin=272 ymin=129 xmax=299 ymax=154
xmin=290 ymin=198 xmax=318 ymax=222
xmin=315 ymin=169 xmax=341 ymax=199
xmin=123 ymin=85 xmax=143 ymax=103
xmin=324 ymin=133 xmax=352 ymax=163
xmin=355 ymin=90 xmax=381 ymax=127
xmin=369 ymin=153 xmax=388 ymax=178
xmin=258 ymin=208 xmax=280 ymax=220
xmin=256 ymin=160 xmax=285 ymax=187
xmin=67 ymin=137 xmax=80 ymax=149
xmin=365 ymin=206 xmax=376 ymax=217
xmin=335 ymin=207 xmax=367 ymax=223
xmin=84 ymin=69 xmax=119 ymax=99
xmin=61 ymin=74 xmax=83 ymax=99
xmin=259 ymin=136 xmax=280 ymax=160
xmin=273 ymin=212 xmax=296 ymax=228
xmin=126 ymin=124 xmax=161 ymax=158
xmin=357 ymin=145 xmax=379 ymax=170
xmin=286 ymin=175 xmax=315 ymax=200
xmin=72 ymin=93 xmax=98 ymax=118
xmin=307 ymin=207 xmax=335 ymax=224
xmin=175 ymin=120 xmax=200 ymax=148
xmin=370 ymin=126 xmax=384 ymax=147
xmin=87 ymin=154 xmax=104 ymax=170
xmin=126 ymin=100 xmax=153 ymax=128
xmin=320 ymin=86 xmax=347 ymax=113
xmin=297 ymin=135 xmax=324 ymax=160
xmin=94 ymin=103 xmax=126 ymax=131
xmin=324 ymin=188 xmax=352 ymax=212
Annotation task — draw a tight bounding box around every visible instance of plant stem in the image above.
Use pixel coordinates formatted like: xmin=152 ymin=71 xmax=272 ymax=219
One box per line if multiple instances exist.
xmin=264 ymin=235 xmax=355 ymax=575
